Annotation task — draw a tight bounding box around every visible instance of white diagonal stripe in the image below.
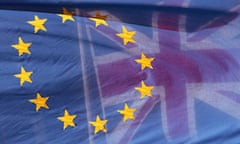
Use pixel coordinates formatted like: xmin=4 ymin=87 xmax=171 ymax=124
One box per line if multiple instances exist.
xmin=188 ymin=82 xmax=240 ymax=120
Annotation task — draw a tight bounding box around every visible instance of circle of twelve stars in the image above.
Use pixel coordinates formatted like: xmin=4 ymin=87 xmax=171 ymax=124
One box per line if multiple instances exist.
xmin=13 ymin=8 xmax=155 ymax=135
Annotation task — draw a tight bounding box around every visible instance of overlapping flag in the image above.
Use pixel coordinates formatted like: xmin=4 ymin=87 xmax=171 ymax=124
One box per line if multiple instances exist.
xmin=0 ymin=1 xmax=240 ymax=144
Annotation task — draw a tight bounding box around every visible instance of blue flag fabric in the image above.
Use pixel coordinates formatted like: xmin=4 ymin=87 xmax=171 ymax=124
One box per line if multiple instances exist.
xmin=0 ymin=1 xmax=240 ymax=144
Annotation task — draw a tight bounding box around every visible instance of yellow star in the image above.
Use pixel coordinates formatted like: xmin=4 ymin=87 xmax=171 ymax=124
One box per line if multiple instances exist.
xmin=27 ymin=15 xmax=47 ymax=33
xmin=116 ymin=26 xmax=136 ymax=45
xmin=11 ymin=37 xmax=32 ymax=56
xmin=29 ymin=93 xmax=49 ymax=112
xmin=135 ymin=53 xmax=155 ymax=70
xmin=89 ymin=11 xmax=108 ymax=27
xmin=57 ymin=109 xmax=77 ymax=130
xmin=135 ymin=81 xmax=154 ymax=99
xmin=57 ymin=8 xmax=75 ymax=23
xmin=117 ymin=103 xmax=136 ymax=122
xmin=14 ymin=66 xmax=33 ymax=86
xmin=89 ymin=115 xmax=108 ymax=134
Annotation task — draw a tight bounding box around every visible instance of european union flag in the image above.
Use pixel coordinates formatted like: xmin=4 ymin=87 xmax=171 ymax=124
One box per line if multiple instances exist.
xmin=0 ymin=1 xmax=240 ymax=144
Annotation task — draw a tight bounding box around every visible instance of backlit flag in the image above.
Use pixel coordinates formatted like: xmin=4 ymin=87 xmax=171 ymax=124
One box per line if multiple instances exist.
xmin=0 ymin=1 xmax=240 ymax=144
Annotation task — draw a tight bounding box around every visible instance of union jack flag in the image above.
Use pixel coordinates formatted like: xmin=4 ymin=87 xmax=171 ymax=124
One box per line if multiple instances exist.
xmin=77 ymin=2 xmax=240 ymax=143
